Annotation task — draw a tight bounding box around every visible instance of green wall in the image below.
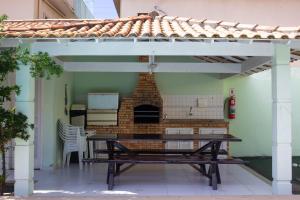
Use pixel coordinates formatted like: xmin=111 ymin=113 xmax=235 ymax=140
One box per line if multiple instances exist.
xmin=41 ymin=72 xmax=222 ymax=168
xmin=72 ymin=71 xmax=300 ymax=157
xmin=291 ymin=69 xmax=300 ymax=155
xmin=72 ymin=72 xmax=224 ymax=104
xmin=73 ymin=72 xmax=138 ymax=103
xmin=42 ymin=69 xmax=300 ymax=168
xmin=156 ymin=73 xmax=223 ymax=95
xmin=224 ymin=68 xmax=300 ymax=156
xmin=41 ymin=72 xmax=73 ymax=168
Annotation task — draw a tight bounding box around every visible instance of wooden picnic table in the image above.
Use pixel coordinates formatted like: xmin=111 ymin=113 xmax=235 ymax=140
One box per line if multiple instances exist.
xmin=85 ymin=133 xmax=244 ymax=190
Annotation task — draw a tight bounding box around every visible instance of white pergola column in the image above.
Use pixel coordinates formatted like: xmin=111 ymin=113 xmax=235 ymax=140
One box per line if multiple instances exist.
xmin=14 ymin=63 xmax=35 ymax=196
xmin=272 ymin=44 xmax=292 ymax=194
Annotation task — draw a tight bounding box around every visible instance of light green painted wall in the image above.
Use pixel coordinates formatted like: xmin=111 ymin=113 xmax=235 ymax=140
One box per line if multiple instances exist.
xmin=43 ymin=71 xmax=223 ymax=168
xmin=72 ymin=72 xmax=224 ymax=104
xmin=224 ymin=68 xmax=300 ymax=156
xmin=73 ymin=72 xmax=139 ymax=103
xmin=156 ymin=73 xmax=223 ymax=95
xmin=41 ymin=72 xmax=73 ymax=168
xmin=42 ymin=68 xmax=300 ymax=166
xmin=291 ymin=69 xmax=300 ymax=155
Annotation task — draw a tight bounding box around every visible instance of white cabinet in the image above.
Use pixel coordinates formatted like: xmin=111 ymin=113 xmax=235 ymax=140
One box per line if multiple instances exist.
xmin=165 ymin=128 xmax=194 ymax=150
xmin=199 ymin=128 xmax=228 ymax=153
xmin=88 ymin=93 xmax=119 ymax=110
xmin=87 ymin=110 xmax=118 ymax=126
xmin=87 ymin=93 xmax=119 ymax=126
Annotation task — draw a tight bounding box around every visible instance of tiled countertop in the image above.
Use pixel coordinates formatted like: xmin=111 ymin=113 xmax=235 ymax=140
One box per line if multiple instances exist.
xmin=162 ymin=119 xmax=228 ymax=125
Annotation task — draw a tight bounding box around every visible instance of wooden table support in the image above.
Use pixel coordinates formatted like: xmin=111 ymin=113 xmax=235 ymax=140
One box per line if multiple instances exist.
xmin=85 ymin=133 xmax=245 ymax=191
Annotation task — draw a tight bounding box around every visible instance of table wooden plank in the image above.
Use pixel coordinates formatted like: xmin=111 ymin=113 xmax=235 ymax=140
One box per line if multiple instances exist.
xmin=87 ymin=133 xmax=241 ymax=142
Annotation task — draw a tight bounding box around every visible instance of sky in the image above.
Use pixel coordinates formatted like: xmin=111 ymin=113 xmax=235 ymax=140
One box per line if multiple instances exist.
xmin=84 ymin=0 xmax=118 ymax=19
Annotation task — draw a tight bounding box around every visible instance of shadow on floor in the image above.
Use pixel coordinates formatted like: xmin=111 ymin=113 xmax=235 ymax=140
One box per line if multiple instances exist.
xmin=240 ymin=156 xmax=300 ymax=194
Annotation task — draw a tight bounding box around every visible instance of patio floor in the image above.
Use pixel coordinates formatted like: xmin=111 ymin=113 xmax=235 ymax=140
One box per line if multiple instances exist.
xmin=3 ymin=196 xmax=300 ymax=200
xmin=32 ymin=163 xmax=272 ymax=196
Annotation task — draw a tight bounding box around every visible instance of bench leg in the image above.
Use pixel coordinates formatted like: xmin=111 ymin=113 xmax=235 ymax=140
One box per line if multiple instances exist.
xmin=216 ymin=164 xmax=221 ymax=184
xmin=199 ymin=164 xmax=206 ymax=175
xmin=106 ymin=164 xmax=109 ymax=184
xmin=211 ymin=163 xmax=218 ymax=190
xmin=208 ymin=166 xmax=212 ymax=186
xmin=116 ymin=163 xmax=121 ymax=175
xmin=108 ymin=162 xmax=115 ymax=190
xmin=89 ymin=141 xmax=94 ymax=165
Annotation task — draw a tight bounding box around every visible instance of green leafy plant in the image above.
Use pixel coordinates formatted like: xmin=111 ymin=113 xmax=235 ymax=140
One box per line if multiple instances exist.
xmin=0 ymin=15 xmax=7 ymax=32
xmin=0 ymin=15 xmax=63 ymax=195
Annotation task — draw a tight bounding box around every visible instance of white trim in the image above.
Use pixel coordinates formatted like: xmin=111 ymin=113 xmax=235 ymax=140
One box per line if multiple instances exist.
xmin=0 ymin=39 xmax=19 ymax=48
xmin=290 ymin=40 xmax=300 ymax=49
xmin=15 ymin=64 xmax=35 ymax=196
xmin=63 ymin=62 xmax=242 ymax=73
xmin=31 ymin=41 xmax=274 ymax=57
xmin=241 ymin=56 xmax=272 ymax=73
xmin=219 ymin=73 xmax=237 ymax=79
xmin=271 ymin=44 xmax=292 ymax=195
xmin=34 ymin=78 xmax=43 ymax=169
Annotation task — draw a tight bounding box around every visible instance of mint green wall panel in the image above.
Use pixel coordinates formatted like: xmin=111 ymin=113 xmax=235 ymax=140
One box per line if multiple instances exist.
xmin=73 ymin=72 xmax=224 ymax=104
xmin=73 ymin=72 xmax=138 ymax=103
xmin=224 ymin=68 xmax=300 ymax=157
xmin=291 ymin=69 xmax=300 ymax=155
xmin=41 ymin=69 xmax=300 ymax=166
xmin=156 ymin=73 xmax=223 ymax=95
xmin=41 ymin=72 xmax=74 ymax=168
xmin=224 ymin=72 xmax=272 ymax=157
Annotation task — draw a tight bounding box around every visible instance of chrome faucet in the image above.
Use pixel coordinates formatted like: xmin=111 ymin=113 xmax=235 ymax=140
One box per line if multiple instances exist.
xmin=189 ymin=106 xmax=193 ymax=116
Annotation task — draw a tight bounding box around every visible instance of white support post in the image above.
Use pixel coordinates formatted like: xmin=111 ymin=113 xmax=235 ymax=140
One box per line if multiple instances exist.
xmin=272 ymin=44 xmax=292 ymax=194
xmin=14 ymin=63 xmax=35 ymax=196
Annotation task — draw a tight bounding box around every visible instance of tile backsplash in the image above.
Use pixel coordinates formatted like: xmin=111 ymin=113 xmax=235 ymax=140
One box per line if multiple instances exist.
xmin=162 ymin=95 xmax=224 ymax=119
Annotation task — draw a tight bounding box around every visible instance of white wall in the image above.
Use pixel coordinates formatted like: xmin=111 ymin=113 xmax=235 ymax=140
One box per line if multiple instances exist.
xmin=0 ymin=0 xmax=35 ymax=19
xmin=120 ymin=0 xmax=300 ymax=26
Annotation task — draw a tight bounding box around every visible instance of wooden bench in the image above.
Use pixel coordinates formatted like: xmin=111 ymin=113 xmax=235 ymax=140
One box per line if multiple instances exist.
xmin=105 ymin=154 xmax=246 ymax=190
xmin=93 ymin=148 xmax=228 ymax=155
xmin=82 ymin=158 xmax=108 ymax=163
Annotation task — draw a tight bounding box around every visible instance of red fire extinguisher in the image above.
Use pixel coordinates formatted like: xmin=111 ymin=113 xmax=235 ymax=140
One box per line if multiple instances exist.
xmin=228 ymin=96 xmax=236 ymax=119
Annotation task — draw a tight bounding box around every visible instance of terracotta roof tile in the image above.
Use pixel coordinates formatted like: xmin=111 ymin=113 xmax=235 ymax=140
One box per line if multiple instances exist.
xmin=0 ymin=15 xmax=299 ymax=39
xmin=115 ymin=21 xmax=133 ymax=37
xmin=180 ymin=21 xmax=200 ymax=37
xmin=203 ymin=20 xmax=222 ymax=28
xmin=176 ymin=17 xmax=191 ymax=22
xmin=161 ymin=19 xmax=178 ymax=37
xmin=191 ymin=23 xmax=210 ymax=37
xmin=188 ymin=18 xmax=206 ymax=25
xmin=219 ymin=21 xmax=238 ymax=28
xmin=215 ymin=26 xmax=233 ymax=38
xmin=255 ymin=25 xmax=277 ymax=32
xmin=152 ymin=18 xmax=163 ymax=37
xmin=128 ymin=20 xmax=142 ymax=37
xmin=162 ymin=16 xmax=177 ymax=21
xmin=236 ymin=23 xmax=257 ymax=30
xmin=141 ymin=19 xmax=151 ymax=37
xmin=277 ymin=26 xmax=300 ymax=32
xmin=171 ymin=20 xmax=192 ymax=37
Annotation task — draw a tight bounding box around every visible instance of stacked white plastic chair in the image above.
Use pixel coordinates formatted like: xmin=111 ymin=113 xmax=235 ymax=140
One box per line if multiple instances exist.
xmin=57 ymin=119 xmax=88 ymax=169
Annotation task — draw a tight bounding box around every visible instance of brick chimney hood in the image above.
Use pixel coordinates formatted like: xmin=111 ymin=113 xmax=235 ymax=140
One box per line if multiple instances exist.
xmin=132 ymin=73 xmax=163 ymax=123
